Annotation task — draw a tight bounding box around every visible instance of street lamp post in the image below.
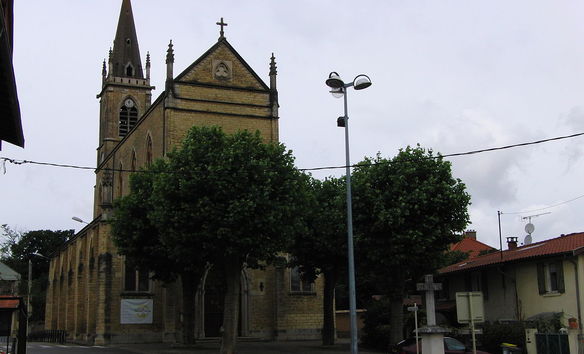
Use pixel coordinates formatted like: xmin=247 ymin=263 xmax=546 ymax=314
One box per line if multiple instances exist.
xmin=325 ymin=72 xmax=371 ymax=354
xmin=72 ymin=216 xmax=89 ymax=225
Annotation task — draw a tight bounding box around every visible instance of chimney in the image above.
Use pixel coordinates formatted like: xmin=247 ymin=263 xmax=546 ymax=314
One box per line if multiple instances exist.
xmin=507 ymin=237 xmax=518 ymax=250
xmin=464 ymin=230 xmax=477 ymax=239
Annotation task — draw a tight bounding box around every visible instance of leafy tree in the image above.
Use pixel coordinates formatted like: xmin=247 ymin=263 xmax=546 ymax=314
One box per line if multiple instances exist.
xmin=1 ymin=226 xmax=72 ymax=321
xmin=289 ymin=176 xmax=346 ymax=345
xmin=111 ymin=160 xmax=205 ymax=345
xmin=155 ymin=126 xmax=308 ymax=354
xmin=113 ymin=126 xmax=308 ymax=354
xmin=352 ymin=146 xmax=470 ymax=345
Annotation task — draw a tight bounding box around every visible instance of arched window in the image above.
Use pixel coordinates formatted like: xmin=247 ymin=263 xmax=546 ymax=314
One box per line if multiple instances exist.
xmin=119 ymin=99 xmax=138 ymax=137
xmin=146 ymin=135 xmax=153 ymax=166
xmin=131 ymin=150 xmax=137 ymax=172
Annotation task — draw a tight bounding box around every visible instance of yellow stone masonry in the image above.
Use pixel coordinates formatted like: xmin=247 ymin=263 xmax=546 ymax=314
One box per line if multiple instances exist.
xmin=45 ymin=23 xmax=322 ymax=345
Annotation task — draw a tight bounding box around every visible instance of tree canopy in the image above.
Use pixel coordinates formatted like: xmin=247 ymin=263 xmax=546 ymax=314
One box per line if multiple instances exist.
xmin=112 ymin=126 xmax=309 ymax=353
xmin=352 ymin=146 xmax=471 ymax=344
xmin=1 ymin=225 xmax=72 ymax=321
xmin=288 ymin=176 xmax=347 ymax=345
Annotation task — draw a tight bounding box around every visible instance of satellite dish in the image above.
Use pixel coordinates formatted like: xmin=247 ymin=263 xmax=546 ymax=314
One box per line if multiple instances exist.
xmin=525 ymin=223 xmax=535 ymax=235
xmin=524 ymin=234 xmax=533 ymax=245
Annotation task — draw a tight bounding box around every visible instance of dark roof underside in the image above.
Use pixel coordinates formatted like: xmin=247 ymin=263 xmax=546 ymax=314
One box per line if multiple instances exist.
xmin=0 ymin=0 xmax=23 ymax=150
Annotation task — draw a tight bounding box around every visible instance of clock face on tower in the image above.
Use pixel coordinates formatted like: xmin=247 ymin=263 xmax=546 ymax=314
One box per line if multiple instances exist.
xmin=124 ymin=99 xmax=134 ymax=108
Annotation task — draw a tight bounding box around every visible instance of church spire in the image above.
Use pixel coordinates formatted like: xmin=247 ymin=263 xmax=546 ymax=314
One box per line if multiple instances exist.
xmin=111 ymin=0 xmax=144 ymax=78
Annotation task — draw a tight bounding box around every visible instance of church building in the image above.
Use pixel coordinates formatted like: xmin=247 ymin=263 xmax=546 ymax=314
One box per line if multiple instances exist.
xmin=44 ymin=0 xmax=324 ymax=344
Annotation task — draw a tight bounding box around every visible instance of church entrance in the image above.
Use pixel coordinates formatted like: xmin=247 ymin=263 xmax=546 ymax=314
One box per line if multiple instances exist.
xmin=199 ymin=267 xmax=249 ymax=338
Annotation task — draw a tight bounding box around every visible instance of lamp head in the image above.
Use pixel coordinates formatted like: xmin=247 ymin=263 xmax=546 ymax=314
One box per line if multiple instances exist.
xmin=329 ymin=87 xmax=344 ymax=98
xmin=353 ymin=74 xmax=372 ymax=90
xmin=326 ymin=72 xmax=345 ymax=89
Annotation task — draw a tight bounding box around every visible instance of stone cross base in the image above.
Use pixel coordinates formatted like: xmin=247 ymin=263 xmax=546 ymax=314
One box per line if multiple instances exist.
xmin=418 ymin=325 xmax=448 ymax=354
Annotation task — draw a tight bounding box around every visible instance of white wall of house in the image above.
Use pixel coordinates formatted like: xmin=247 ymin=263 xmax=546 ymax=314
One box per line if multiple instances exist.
xmin=515 ymin=259 xmax=576 ymax=323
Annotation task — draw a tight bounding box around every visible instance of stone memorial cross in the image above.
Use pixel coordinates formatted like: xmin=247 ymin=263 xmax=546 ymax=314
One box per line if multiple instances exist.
xmin=416 ymin=274 xmax=442 ymax=326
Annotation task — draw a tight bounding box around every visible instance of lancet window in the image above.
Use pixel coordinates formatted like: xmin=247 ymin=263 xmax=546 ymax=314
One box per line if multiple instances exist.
xmin=119 ymin=98 xmax=138 ymax=137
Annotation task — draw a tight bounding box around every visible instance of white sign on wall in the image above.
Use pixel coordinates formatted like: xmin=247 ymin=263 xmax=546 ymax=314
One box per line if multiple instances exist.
xmin=120 ymin=299 xmax=153 ymax=324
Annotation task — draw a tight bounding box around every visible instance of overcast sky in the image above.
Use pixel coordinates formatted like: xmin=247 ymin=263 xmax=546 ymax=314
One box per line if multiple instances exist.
xmin=2 ymin=0 xmax=584 ymax=250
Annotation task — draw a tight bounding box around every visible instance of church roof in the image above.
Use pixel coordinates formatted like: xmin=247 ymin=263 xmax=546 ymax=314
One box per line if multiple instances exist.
xmin=110 ymin=0 xmax=144 ymax=79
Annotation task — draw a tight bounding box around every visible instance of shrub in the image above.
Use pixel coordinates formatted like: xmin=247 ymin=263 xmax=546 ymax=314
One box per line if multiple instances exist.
xmin=361 ymin=298 xmax=393 ymax=350
xmin=481 ymin=321 xmax=526 ymax=353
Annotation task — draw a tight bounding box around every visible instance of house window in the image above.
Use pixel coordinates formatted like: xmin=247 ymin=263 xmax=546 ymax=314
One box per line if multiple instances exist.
xmin=537 ymin=261 xmax=565 ymax=294
xmin=123 ymin=259 xmax=150 ymax=292
xmin=119 ymin=99 xmax=138 ymax=137
xmin=290 ymin=266 xmax=314 ymax=293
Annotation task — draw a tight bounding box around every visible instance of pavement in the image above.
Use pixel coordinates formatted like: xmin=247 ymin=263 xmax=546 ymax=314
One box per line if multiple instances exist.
xmin=26 ymin=339 xmax=385 ymax=354
xmin=116 ymin=339 xmax=385 ymax=354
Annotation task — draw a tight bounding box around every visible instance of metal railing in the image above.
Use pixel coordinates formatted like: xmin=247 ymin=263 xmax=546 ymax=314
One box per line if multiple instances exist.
xmin=27 ymin=330 xmax=66 ymax=344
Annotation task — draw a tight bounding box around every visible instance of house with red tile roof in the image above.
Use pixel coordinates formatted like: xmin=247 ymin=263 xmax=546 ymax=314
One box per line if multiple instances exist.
xmin=439 ymin=232 xmax=584 ymax=330
xmin=450 ymin=230 xmax=496 ymax=259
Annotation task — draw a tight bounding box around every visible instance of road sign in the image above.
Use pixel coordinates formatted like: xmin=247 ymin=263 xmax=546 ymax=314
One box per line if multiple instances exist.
xmin=456 ymin=292 xmax=484 ymax=324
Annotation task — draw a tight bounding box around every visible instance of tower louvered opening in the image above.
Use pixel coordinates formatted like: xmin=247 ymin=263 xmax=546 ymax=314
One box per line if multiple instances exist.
xmin=119 ymin=104 xmax=138 ymax=137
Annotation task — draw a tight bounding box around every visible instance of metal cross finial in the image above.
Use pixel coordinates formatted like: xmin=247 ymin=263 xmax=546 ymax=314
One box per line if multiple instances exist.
xmin=216 ymin=17 xmax=228 ymax=39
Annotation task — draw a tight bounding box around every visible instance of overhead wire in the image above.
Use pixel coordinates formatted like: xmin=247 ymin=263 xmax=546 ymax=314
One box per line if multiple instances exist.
xmin=1 ymin=131 xmax=584 ymax=174
xmin=3 ymin=131 xmax=584 ymax=212
xmin=501 ymin=193 xmax=584 ymax=215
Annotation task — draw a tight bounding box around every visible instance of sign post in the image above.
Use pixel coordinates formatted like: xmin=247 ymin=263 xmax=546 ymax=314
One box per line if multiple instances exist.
xmin=407 ymin=303 xmax=419 ymax=354
xmin=456 ymin=292 xmax=484 ymax=354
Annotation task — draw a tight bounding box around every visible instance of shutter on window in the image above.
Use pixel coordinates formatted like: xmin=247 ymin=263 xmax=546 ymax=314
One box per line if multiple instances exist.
xmin=557 ymin=261 xmax=565 ymax=293
xmin=537 ymin=263 xmax=546 ymax=294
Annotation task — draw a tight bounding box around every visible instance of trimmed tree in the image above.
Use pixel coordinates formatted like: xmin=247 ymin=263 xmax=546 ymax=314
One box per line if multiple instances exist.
xmin=352 ymin=146 xmax=470 ymax=345
xmin=117 ymin=126 xmax=308 ymax=354
xmin=112 ymin=159 xmax=206 ymax=345
xmin=289 ymin=176 xmax=346 ymax=345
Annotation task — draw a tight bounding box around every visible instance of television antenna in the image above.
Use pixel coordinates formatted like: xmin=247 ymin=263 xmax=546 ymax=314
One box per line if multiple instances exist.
xmin=521 ymin=212 xmax=551 ymax=245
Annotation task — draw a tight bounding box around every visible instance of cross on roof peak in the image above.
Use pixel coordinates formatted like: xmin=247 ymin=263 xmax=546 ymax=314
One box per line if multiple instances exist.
xmin=216 ymin=17 xmax=228 ymax=39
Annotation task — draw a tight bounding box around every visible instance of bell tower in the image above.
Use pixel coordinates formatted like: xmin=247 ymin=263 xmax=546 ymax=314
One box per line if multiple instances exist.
xmin=96 ymin=0 xmax=153 ymax=166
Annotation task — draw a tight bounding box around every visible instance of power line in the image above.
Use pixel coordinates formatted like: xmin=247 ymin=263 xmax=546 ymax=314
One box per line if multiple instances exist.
xmin=1 ymin=131 xmax=584 ymax=174
xmin=502 ymin=193 xmax=584 ymax=215
xmin=299 ymin=131 xmax=584 ymax=171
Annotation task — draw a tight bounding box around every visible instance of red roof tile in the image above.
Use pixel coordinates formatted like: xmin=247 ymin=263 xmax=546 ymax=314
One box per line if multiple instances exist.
xmin=440 ymin=232 xmax=584 ymax=274
xmin=450 ymin=237 xmax=495 ymax=259
xmin=0 ymin=296 xmax=20 ymax=309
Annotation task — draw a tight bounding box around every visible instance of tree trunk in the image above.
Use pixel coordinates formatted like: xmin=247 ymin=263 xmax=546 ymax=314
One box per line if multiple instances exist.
xmin=181 ymin=272 xmax=199 ymax=345
xmin=322 ymin=268 xmax=337 ymax=345
xmin=389 ymin=280 xmax=405 ymax=346
xmin=220 ymin=258 xmax=241 ymax=354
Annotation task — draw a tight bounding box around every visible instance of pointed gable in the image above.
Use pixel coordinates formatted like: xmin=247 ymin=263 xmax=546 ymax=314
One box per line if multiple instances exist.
xmin=175 ymin=38 xmax=269 ymax=91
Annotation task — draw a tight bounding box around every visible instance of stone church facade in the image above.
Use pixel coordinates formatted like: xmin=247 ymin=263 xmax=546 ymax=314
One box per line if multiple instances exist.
xmin=44 ymin=0 xmax=324 ymax=345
